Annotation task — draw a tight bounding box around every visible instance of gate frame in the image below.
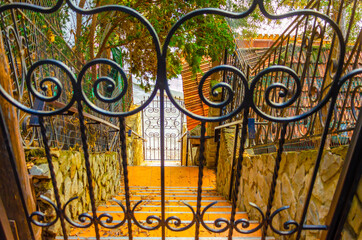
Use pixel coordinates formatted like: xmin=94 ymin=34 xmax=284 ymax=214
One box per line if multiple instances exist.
xmin=323 ymin=97 xmax=362 ymax=240
xmin=141 ymin=95 xmax=185 ymax=162
xmin=0 ymin=0 xmax=361 ymax=239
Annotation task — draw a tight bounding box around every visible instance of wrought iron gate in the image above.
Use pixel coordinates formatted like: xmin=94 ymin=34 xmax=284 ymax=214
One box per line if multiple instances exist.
xmin=142 ymin=96 xmax=184 ymax=162
xmin=0 ymin=0 xmax=361 ymax=240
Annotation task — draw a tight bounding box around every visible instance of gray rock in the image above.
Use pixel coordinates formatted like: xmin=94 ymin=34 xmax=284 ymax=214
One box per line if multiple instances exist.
xmin=63 ymin=176 xmax=72 ymax=201
xmin=55 ymin=171 xmax=63 ymax=190
xmin=71 ymin=172 xmax=78 ymax=196
xmin=29 ymin=164 xmax=50 ymax=177
xmin=50 ymin=150 xmax=60 ymax=158
xmin=78 ymin=181 xmax=84 ymax=196
xmin=320 ymin=152 xmax=342 ymax=182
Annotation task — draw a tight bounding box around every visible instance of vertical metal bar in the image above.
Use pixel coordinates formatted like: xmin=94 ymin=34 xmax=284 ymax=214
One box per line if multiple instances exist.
xmin=289 ymin=17 xmax=311 ymax=139
xmin=344 ymin=0 xmax=358 ymax=45
xmin=306 ymin=0 xmax=333 ymax=136
xmin=336 ymin=42 xmax=361 ymax=131
xmin=195 ymin=122 xmax=206 ymax=240
xmin=159 ymin=89 xmax=166 ymax=239
xmin=39 ymin=116 xmax=68 ymax=239
xmin=320 ymin=0 xmax=345 ymax=94
xmin=228 ymin=124 xmax=240 ymax=201
xmin=286 ymin=26 xmax=299 ymax=88
xmin=10 ymin=10 xmax=23 ymax=96
xmin=262 ymin=123 xmax=288 ymax=240
xmin=119 ymin=117 xmax=133 ymax=240
xmin=180 ymin=106 xmax=184 ymax=164
xmin=142 ymin=99 xmax=146 ymax=161
xmin=295 ymin=94 xmax=339 ymax=239
xmin=76 ymin=102 xmax=100 ymax=240
xmin=186 ymin=136 xmax=189 ymax=166
xmin=178 ymin=99 xmax=187 ymax=165
xmin=228 ymin=109 xmax=249 ymax=240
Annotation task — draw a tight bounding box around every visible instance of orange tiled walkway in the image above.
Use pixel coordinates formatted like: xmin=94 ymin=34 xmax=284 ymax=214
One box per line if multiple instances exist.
xmin=64 ymin=166 xmax=267 ymax=239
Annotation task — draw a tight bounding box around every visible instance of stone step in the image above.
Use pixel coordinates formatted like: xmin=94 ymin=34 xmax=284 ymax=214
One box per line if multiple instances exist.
xmin=114 ymin=195 xmax=226 ymax=201
xmin=65 ymin=222 xmax=265 ymax=238
xmin=101 ymin=199 xmax=232 ymax=207
xmin=122 ymin=190 xmax=220 ymax=195
xmin=126 ymin=186 xmax=216 ymax=190
xmin=98 ymin=204 xmax=234 ymax=212
xmin=58 ymin=237 xmax=274 ymax=239
xmin=94 ymin=211 xmax=248 ymax=221
xmin=66 ymin=166 xmax=270 ymax=239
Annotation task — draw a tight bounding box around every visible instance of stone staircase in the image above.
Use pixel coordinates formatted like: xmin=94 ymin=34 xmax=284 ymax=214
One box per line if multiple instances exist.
xmin=62 ymin=166 xmax=271 ymax=239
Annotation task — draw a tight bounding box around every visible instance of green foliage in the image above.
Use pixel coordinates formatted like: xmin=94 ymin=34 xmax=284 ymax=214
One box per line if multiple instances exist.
xmin=64 ymin=0 xmax=235 ymax=90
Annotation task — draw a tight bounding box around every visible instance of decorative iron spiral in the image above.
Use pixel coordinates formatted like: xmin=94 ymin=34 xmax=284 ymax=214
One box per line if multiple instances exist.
xmin=165 ymin=201 xmax=196 ymax=231
xmin=63 ymin=197 xmax=94 ymax=228
xmin=131 ymin=200 xmax=162 ymax=230
xmin=269 ymin=206 xmax=299 ymax=235
xmin=97 ymin=199 xmax=127 ymax=228
xmin=29 ymin=195 xmax=60 ymax=227
xmin=200 ymin=201 xmax=265 ymax=234
xmin=0 ymin=59 xmax=77 ymax=116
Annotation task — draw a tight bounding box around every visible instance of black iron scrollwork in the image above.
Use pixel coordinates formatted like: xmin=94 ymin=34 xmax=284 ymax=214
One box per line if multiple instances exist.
xmin=234 ymin=203 xmax=266 ymax=234
xmin=201 ymin=201 xmax=230 ymax=233
xmin=268 ymin=206 xmax=299 ymax=235
xmin=29 ymin=195 xmax=60 ymax=227
xmin=0 ymin=0 xmax=346 ymax=121
xmin=131 ymin=200 xmax=162 ymax=230
xmin=165 ymin=201 xmax=196 ymax=231
xmin=97 ymin=199 xmax=127 ymax=229
xmin=0 ymin=59 xmax=77 ymax=116
xmin=339 ymin=69 xmax=362 ymax=121
xmin=200 ymin=201 xmax=265 ymax=234
xmin=63 ymin=197 xmax=94 ymax=228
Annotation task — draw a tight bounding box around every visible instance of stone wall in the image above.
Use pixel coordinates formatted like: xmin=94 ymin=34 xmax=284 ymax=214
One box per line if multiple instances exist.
xmin=216 ymin=128 xmax=235 ymax=197
xmin=341 ymin=178 xmax=362 ymax=239
xmin=216 ymin=128 xmax=355 ymax=239
xmin=26 ymin=149 xmax=121 ymax=238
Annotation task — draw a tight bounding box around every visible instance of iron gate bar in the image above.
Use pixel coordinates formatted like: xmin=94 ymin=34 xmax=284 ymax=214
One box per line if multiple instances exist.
xmin=119 ymin=117 xmax=133 ymax=239
xmin=77 ymin=102 xmax=101 ymax=239
xmin=262 ymin=123 xmax=288 ymax=239
xmin=195 ymin=122 xmax=206 ymax=240
xmin=0 ymin=0 xmax=360 ymax=239
xmin=228 ymin=109 xmax=252 ymax=239
xmin=38 ymin=116 xmax=68 ymax=238
xmin=160 ymin=90 xmax=165 ymax=239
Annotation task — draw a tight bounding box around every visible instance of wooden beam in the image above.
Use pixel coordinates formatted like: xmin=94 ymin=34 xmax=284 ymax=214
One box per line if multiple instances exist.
xmin=0 ymin=197 xmax=15 ymax=240
xmin=214 ymin=120 xmax=243 ymax=130
xmin=0 ymin=29 xmax=41 ymax=239
xmin=215 ymin=119 xmax=268 ymax=130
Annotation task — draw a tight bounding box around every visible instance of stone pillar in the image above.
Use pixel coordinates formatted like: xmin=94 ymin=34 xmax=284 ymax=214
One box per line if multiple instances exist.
xmin=125 ymin=104 xmax=143 ymax=166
